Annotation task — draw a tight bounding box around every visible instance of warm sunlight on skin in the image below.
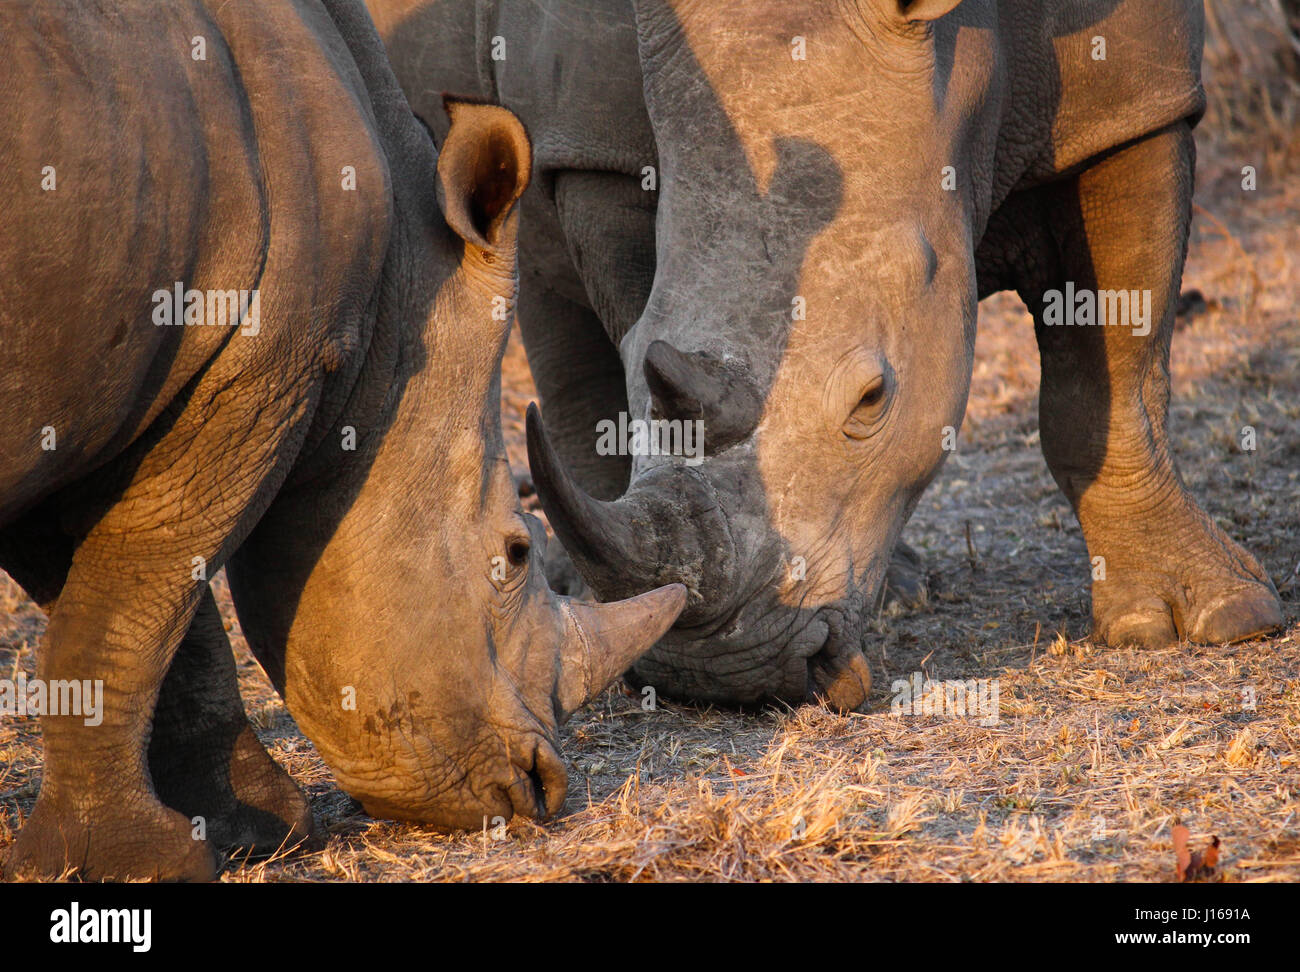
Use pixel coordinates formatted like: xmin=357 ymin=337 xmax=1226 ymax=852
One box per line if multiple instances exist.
xmin=633 ymin=2 xmax=982 ymax=616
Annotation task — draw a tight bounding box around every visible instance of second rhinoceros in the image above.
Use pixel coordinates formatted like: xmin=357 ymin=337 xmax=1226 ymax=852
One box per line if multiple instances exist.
xmin=372 ymin=0 xmax=1283 ymax=712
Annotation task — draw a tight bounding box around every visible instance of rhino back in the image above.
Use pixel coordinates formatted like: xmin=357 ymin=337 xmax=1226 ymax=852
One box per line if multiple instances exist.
xmin=0 ymin=0 xmax=393 ymax=526
xmin=995 ymin=0 xmax=1205 ymax=193
xmin=0 ymin=1 xmax=263 ymax=522
xmin=365 ymin=0 xmax=482 ymax=138
xmin=493 ymin=0 xmax=653 ymax=178
xmin=369 ymin=0 xmax=657 ymax=344
xmin=371 ymin=0 xmax=653 ymax=176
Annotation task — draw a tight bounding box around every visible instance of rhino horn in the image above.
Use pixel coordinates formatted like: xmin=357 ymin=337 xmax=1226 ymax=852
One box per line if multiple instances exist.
xmin=643 ymin=340 xmax=762 ymax=452
xmin=528 ymin=401 xmax=736 ymax=619
xmin=526 ymin=402 xmax=663 ymax=594
xmin=555 ymin=584 xmax=687 ymax=718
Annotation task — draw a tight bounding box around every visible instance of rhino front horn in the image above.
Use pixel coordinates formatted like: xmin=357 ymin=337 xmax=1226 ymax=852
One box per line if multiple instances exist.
xmin=527 ymin=401 xmax=736 ymax=615
xmin=556 ymin=584 xmax=687 ymax=718
xmin=526 ymin=402 xmax=662 ymax=595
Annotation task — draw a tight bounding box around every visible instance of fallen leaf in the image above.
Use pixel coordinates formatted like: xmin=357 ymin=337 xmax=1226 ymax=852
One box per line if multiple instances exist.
xmin=1174 ymin=824 xmax=1222 ymax=882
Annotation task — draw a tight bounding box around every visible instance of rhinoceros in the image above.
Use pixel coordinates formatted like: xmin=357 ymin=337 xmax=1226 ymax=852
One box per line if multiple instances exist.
xmin=0 ymin=0 xmax=684 ymax=882
xmin=370 ymin=0 xmax=1283 ymax=712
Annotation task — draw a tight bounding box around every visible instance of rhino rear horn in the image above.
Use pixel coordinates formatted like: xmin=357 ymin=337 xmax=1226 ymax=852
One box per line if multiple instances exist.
xmin=643 ymin=340 xmax=762 ymax=453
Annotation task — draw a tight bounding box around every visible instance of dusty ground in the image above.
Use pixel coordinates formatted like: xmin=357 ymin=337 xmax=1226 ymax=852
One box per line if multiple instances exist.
xmin=2 ymin=5 xmax=1297 ymax=882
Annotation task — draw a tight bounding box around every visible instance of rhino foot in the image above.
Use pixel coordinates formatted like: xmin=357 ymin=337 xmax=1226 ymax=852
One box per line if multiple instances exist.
xmin=152 ymin=722 xmax=317 ymax=860
xmin=882 ymin=540 xmax=928 ymax=610
xmin=1186 ymin=586 xmax=1285 ymax=644
xmin=1096 ymin=582 xmax=1283 ymax=649
xmin=4 ymin=793 xmax=218 ymax=882
xmin=1091 ymin=522 xmax=1283 ymax=649
xmin=217 ymin=725 xmax=317 ymax=856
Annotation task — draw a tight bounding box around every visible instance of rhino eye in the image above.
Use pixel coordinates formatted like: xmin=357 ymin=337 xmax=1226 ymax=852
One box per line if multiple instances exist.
xmin=843 ymin=375 xmax=890 ymax=440
xmin=506 ymin=537 xmax=531 ymax=567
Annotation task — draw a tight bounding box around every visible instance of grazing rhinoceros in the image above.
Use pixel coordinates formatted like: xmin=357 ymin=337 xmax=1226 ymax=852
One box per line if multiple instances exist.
xmin=372 ymin=0 xmax=1284 ymax=712
xmin=0 ymin=0 xmax=684 ymax=882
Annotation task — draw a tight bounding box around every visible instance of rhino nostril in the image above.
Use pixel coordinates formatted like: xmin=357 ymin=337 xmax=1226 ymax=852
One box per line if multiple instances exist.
xmin=526 ymin=765 xmax=547 ymax=813
xmin=509 ymin=739 xmax=568 ymax=821
xmin=534 ymin=740 xmax=569 ymax=818
xmin=805 ymin=629 xmax=836 ymax=698
xmin=805 ymin=631 xmax=872 ymax=713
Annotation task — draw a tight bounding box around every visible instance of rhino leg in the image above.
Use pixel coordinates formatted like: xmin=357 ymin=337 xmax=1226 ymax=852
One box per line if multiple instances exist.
xmin=5 ymin=584 xmax=221 ymax=882
xmin=4 ymin=359 xmax=313 ymax=882
xmin=0 ymin=518 xmax=311 ymax=862
xmin=148 ymin=586 xmax=315 ymax=859
xmin=0 ymin=510 xmax=219 ymax=882
xmin=1023 ymin=121 xmax=1282 ymax=647
xmin=518 ymin=278 xmax=630 ymax=497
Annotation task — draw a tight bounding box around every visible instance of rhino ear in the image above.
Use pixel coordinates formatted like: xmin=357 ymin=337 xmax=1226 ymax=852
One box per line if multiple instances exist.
xmin=895 ymin=0 xmax=962 ymax=21
xmin=436 ymin=99 xmax=531 ymax=251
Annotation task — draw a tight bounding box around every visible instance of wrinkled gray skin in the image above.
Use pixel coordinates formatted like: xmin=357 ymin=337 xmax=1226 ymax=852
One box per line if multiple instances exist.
xmin=0 ymin=0 xmax=683 ymax=882
xmin=372 ymin=0 xmax=1283 ymax=711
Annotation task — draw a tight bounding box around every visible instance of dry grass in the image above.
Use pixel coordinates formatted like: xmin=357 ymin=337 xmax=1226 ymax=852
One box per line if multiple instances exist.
xmin=1201 ymin=0 xmax=1300 ymax=176
xmin=2 ymin=16 xmax=1298 ymax=882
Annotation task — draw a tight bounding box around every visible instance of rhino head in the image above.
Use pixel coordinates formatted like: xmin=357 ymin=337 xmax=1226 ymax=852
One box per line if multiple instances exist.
xmin=529 ymin=0 xmax=982 ymax=710
xmin=228 ymin=99 xmax=684 ymax=830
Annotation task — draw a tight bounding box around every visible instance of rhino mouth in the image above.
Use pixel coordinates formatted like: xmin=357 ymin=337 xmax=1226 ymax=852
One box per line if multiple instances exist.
xmin=628 ymin=595 xmax=873 ymax=709
xmin=501 ymin=733 xmax=569 ymax=821
xmin=342 ymin=727 xmax=567 ymax=829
